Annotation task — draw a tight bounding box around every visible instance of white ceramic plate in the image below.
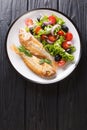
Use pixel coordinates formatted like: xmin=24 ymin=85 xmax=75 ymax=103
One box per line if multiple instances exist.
xmin=6 ymin=8 xmax=81 ymax=84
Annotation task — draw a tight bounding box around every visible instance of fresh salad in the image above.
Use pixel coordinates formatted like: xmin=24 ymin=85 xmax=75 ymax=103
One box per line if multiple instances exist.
xmin=24 ymin=14 xmax=76 ymax=67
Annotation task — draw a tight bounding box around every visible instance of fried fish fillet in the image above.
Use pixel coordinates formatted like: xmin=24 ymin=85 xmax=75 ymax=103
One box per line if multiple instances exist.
xmin=19 ymin=29 xmax=53 ymax=61
xmin=11 ymin=45 xmax=56 ymax=78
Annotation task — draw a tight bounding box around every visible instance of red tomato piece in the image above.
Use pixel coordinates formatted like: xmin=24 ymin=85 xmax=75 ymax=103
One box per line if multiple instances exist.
xmin=48 ymin=35 xmax=57 ymax=42
xmin=25 ymin=18 xmax=33 ymax=26
xmin=48 ymin=15 xmax=57 ymax=25
xmin=58 ymin=59 xmax=66 ymax=66
xmin=34 ymin=26 xmax=42 ymax=34
xmin=62 ymin=41 xmax=71 ymax=50
xmin=41 ymin=34 xmax=47 ymax=40
xmin=65 ymin=32 xmax=73 ymax=41
xmin=58 ymin=30 xmax=65 ymax=36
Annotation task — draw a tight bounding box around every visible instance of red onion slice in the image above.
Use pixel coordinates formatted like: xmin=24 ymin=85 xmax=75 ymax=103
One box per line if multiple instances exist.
xmin=47 ymin=39 xmax=54 ymax=44
xmin=51 ymin=24 xmax=60 ymax=35
xmin=43 ymin=21 xmax=52 ymax=25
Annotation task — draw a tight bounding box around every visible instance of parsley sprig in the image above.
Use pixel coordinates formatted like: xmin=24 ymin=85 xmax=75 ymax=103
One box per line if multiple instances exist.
xmin=39 ymin=59 xmax=52 ymax=65
xmin=18 ymin=45 xmax=32 ymax=57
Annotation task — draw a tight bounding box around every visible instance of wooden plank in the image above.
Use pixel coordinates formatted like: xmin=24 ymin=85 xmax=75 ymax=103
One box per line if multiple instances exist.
xmin=0 ymin=0 xmax=27 ymax=129
xmin=1 ymin=0 xmax=87 ymax=130
xmin=26 ymin=84 xmax=58 ymax=130
xmin=26 ymin=1 xmax=58 ymax=130
xmin=58 ymin=0 xmax=87 ymax=129
xmin=27 ymin=0 xmax=58 ymax=10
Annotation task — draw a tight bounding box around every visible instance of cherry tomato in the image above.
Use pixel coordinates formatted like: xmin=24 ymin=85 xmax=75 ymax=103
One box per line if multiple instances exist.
xmin=41 ymin=34 xmax=47 ymax=40
xmin=25 ymin=18 xmax=33 ymax=26
xmin=58 ymin=30 xmax=65 ymax=36
xmin=65 ymin=32 xmax=73 ymax=41
xmin=58 ymin=59 xmax=66 ymax=66
xmin=48 ymin=15 xmax=57 ymax=25
xmin=62 ymin=41 xmax=71 ymax=50
xmin=34 ymin=26 xmax=42 ymax=34
xmin=48 ymin=35 xmax=57 ymax=42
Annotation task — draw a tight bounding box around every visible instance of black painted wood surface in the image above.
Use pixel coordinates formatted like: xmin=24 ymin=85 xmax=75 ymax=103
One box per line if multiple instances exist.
xmin=0 ymin=0 xmax=87 ymax=130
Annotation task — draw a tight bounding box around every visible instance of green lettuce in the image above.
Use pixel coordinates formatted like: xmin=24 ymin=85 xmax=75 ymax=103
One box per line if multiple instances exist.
xmin=45 ymin=43 xmax=74 ymax=61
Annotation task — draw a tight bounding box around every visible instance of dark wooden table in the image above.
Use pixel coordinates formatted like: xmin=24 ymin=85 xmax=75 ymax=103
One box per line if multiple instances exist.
xmin=0 ymin=0 xmax=87 ymax=130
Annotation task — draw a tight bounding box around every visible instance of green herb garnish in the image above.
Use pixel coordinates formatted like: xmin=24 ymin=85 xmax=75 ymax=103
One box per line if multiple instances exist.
xmin=18 ymin=46 xmax=32 ymax=57
xmin=39 ymin=59 xmax=52 ymax=65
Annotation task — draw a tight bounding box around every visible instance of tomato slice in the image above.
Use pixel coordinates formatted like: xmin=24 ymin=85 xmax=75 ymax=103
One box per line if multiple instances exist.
xmin=41 ymin=34 xmax=47 ymax=40
xmin=48 ymin=35 xmax=56 ymax=42
xmin=58 ymin=59 xmax=66 ymax=66
xmin=34 ymin=26 xmax=42 ymax=34
xmin=65 ymin=32 xmax=73 ymax=41
xmin=48 ymin=15 xmax=57 ymax=25
xmin=25 ymin=18 xmax=33 ymax=26
xmin=62 ymin=41 xmax=71 ymax=50
xmin=58 ymin=30 xmax=65 ymax=36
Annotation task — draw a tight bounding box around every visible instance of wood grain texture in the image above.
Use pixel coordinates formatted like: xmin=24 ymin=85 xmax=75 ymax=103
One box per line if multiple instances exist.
xmin=0 ymin=0 xmax=87 ymax=130
xmin=27 ymin=0 xmax=58 ymax=10
xmin=26 ymin=84 xmax=58 ymax=130
xmin=0 ymin=0 xmax=27 ymax=129
xmin=59 ymin=0 xmax=87 ymax=129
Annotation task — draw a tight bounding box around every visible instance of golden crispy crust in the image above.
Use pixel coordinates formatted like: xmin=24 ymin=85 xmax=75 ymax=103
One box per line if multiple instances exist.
xmin=19 ymin=31 xmax=53 ymax=61
xmin=11 ymin=45 xmax=56 ymax=78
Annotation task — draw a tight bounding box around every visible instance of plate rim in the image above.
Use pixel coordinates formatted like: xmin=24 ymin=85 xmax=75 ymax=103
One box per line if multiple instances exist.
xmin=5 ymin=8 xmax=82 ymax=85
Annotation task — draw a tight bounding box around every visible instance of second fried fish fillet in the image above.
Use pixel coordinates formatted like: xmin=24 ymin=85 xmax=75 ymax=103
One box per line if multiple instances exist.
xmin=19 ymin=29 xmax=53 ymax=61
xmin=11 ymin=45 xmax=56 ymax=78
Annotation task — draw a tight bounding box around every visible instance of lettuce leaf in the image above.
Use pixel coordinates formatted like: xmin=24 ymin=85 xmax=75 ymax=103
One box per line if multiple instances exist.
xmin=45 ymin=43 xmax=74 ymax=61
